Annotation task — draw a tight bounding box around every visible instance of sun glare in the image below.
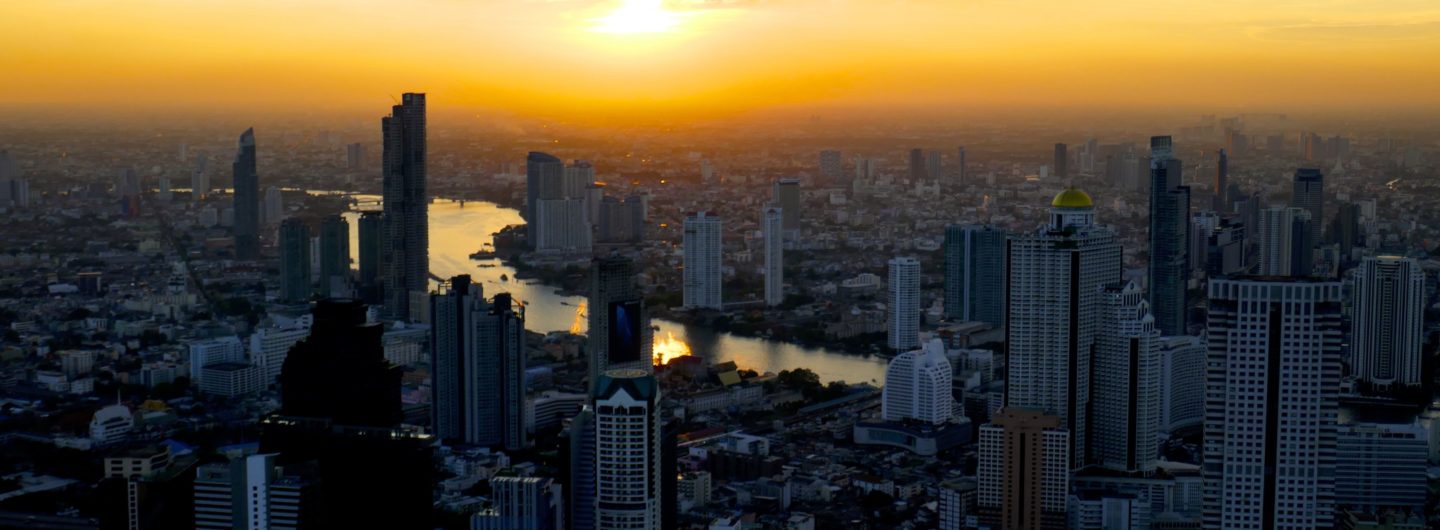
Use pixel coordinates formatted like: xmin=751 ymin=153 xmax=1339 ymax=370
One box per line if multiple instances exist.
xmin=593 ymin=0 xmax=680 ymax=34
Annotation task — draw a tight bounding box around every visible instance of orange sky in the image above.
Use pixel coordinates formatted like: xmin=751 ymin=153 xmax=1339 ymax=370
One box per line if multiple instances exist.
xmin=4 ymin=0 xmax=1440 ymax=120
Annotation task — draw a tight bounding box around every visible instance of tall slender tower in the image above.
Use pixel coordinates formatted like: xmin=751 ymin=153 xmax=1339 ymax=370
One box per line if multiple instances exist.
xmin=381 ymin=93 xmax=428 ymax=321
xmin=278 ymin=218 xmax=311 ymax=303
xmin=772 ymin=179 xmax=801 ymax=235
xmin=594 ymin=369 xmax=662 ymax=530
xmin=1257 ymin=206 xmax=1313 ymax=277
xmin=1053 ymin=143 xmax=1068 ymax=180
xmin=762 ymin=205 xmax=784 ymax=307
xmin=1213 ymin=149 xmax=1228 ymax=212
xmin=232 ymin=128 xmax=260 ymax=260
xmin=1147 ymin=135 xmax=1191 ymax=336
xmin=526 ymin=152 xmax=563 ymax=225
xmin=1203 ymin=278 xmax=1341 ymax=530
xmin=682 ymin=212 xmax=723 ymax=310
xmin=1352 ymin=256 xmax=1425 ymax=390
xmin=1290 ymin=168 xmax=1324 ymax=248
xmin=1092 ymin=281 xmax=1161 ymax=472
xmin=317 ymin=215 xmax=350 ymax=297
xmin=1005 ymin=187 xmax=1121 ymax=468
xmin=588 ymin=256 xmax=653 ymax=394
xmin=430 ymin=275 xmax=527 ymax=450
xmin=887 ymin=257 xmax=921 ymax=351
xmin=357 ymin=211 xmax=383 ymax=304
xmin=944 ymin=224 xmax=1006 ymax=327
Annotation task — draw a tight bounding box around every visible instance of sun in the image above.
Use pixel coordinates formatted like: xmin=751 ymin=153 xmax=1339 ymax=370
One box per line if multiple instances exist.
xmin=593 ymin=0 xmax=681 ymax=34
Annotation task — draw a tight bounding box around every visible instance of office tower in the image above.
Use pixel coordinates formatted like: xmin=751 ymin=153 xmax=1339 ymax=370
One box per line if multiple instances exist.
xmin=1092 ymin=281 xmax=1160 ymax=472
xmin=193 ymin=454 xmax=319 ymax=530
xmin=430 ymin=276 xmax=528 ymax=450
xmin=278 ymin=218 xmax=311 ymax=303
xmin=1352 ymin=256 xmax=1425 ymax=390
xmin=534 ymin=197 xmax=592 ymax=253
xmin=887 ymin=256 xmax=921 ymax=351
xmin=346 ymin=142 xmax=365 ymax=169
xmin=1204 ymin=217 xmax=1247 ymax=278
xmin=926 ymin=149 xmax=943 ymax=181
xmin=562 ymin=406 xmax=597 ymax=530
xmin=1291 ymin=168 xmax=1324 ymax=247
xmin=526 ymin=152 xmax=563 ymax=223
xmin=317 ymin=215 xmax=349 ymax=296
xmin=263 ymin=299 xmax=432 ymax=530
xmin=381 ymin=93 xmax=428 ymax=321
xmin=977 ymin=408 xmax=1069 ymax=530
xmin=1006 ymin=188 xmax=1121 ymax=468
xmin=594 ymin=369 xmax=663 ymax=530
xmin=1190 ymin=210 xmax=1220 ymax=274
xmin=1158 ymin=335 xmax=1205 ymax=433
xmin=1213 ymin=149 xmax=1228 ymax=212
xmin=762 ymin=205 xmax=784 ymax=306
xmin=819 ymin=150 xmax=842 ymax=186
xmin=598 ymin=194 xmax=645 ymax=244
xmin=1335 ymin=422 xmax=1428 ymax=515
xmin=1053 ymin=143 xmax=1068 ymax=179
xmin=1326 ymin=202 xmax=1360 ymax=258
xmin=190 ymin=153 xmax=209 ymax=201
xmin=357 ymin=211 xmax=383 ymax=304
xmin=943 ymin=224 xmax=1006 ymax=327
xmin=263 ymin=185 xmax=283 ymax=226
xmin=1257 ymin=206 xmax=1312 ymax=277
xmin=1203 ymin=278 xmax=1341 ymax=530
xmin=1147 ymin=135 xmax=1190 ymax=336
xmin=772 ymin=178 xmax=801 ymax=234
xmin=250 ymin=326 xmax=310 ymax=388
xmin=682 ymin=212 xmax=723 ymax=310
xmin=882 ymin=339 xmax=953 ymax=424
xmin=588 ymin=257 xmax=652 ymax=394
xmin=564 ymin=160 xmax=594 ymax=198
xmin=473 ymin=476 xmax=561 ymax=530
xmin=232 ymin=128 xmax=260 ymax=260
xmin=908 ymin=148 xmax=926 ymax=184
xmin=956 ymin=146 xmax=967 ymax=185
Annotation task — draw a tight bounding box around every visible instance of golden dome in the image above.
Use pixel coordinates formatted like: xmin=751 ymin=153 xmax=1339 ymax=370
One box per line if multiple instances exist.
xmin=1051 ymin=187 xmax=1094 ymax=208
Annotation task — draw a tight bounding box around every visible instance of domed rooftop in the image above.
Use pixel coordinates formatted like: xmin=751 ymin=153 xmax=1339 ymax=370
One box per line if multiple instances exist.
xmin=1051 ymin=187 xmax=1094 ymax=208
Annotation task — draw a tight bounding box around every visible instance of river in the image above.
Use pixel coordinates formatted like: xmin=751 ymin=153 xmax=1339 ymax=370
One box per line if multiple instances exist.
xmin=341 ymin=197 xmax=887 ymax=385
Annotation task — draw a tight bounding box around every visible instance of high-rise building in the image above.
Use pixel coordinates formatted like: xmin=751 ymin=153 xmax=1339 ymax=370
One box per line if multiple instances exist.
xmin=473 ymin=476 xmax=562 ymax=530
xmin=318 ymin=215 xmax=350 ymax=297
xmin=594 ymin=369 xmax=663 ymax=530
xmin=562 ymin=406 xmax=597 ymax=530
xmin=1147 ymin=135 xmax=1190 ymax=336
xmin=535 ymin=197 xmax=593 ymax=253
xmin=263 ymin=185 xmax=283 ymax=226
xmin=1006 ymin=188 xmax=1121 ymax=468
xmin=346 ymin=142 xmax=365 ymax=169
xmin=1203 ymin=278 xmax=1341 ymax=530
xmin=882 ymin=339 xmax=953 ymax=425
xmin=908 ymin=148 xmax=926 ymax=184
xmin=193 ymin=454 xmax=319 ymax=530
xmin=588 ymin=257 xmax=652 ymax=394
xmin=926 ymin=150 xmax=943 ymax=182
xmin=381 ymin=93 xmax=428 ymax=321
xmin=190 ymin=153 xmax=209 ymax=202
xmin=526 ymin=152 xmax=563 ymax=224
xmin=279 ymin=218 xmax=311 ymax=303
xmin=955 ymin=146 xmax=967 ymax=185
xmin=430 ymin=276 xmax=528 ymax=450
xmin=1352 ymin=256 xmax=1425 ymax=390
xmin=1291 ymin=168 xmax=1324 ymax=247
xmin=1157 ymin=335 xmax=1205 ymax=433
xmin=1325 ymin=202 xmax=1361 ymax=259
xmin=943 ymin=224 xmax=1006 ymax=327
xmin=1092 ymin=281 xmax=1160 ymax=473
xmin=937 ymin=478 xmax=976 ymax=530
xmin=682 ymin=212 xmax=723 ymax=310
xmin=772 ymin=178 xmax=801 ymax=234
xmin=887 ymin=256 xmax=921 ymax=351
xmin=1257 ymin=206 xmax=1313 ymax=277
xmin=1213 ymin=149 xmax=1228 ymax=212
xmin=564 ymin=160 xmax=595 ymax=199
xmin=1335 ymin=422 xmax=1428 ymax=515
xmin=597 ymin=195 xmax=645 ymax=244
xmin=232 ymin=128 xmax=260 ymax=260
xmin=762 ymin=205 xmax=784 ymax=306
xmin=819 ymin=150 xmax=842 ymax=186
xmin=357 ymin=211 xmax=383 ymax=304
xmin=1053 ymin=143 xmax=1068 ymax=179
xmin=977 ymin=408 xmax=1069 ymax=530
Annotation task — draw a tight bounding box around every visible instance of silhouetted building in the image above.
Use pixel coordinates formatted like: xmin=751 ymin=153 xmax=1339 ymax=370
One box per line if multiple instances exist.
xmin=232 ymin=128 xmax=260 ymax=260
xmin=526 ymin=151 xmax=563 ymax=225
xmin=1053 ymin=143 xmax=1068 ymax=179
xmin=381 ymin=93 xmax=428 ymax=321
xmin=279 ymin=218 xmax=311 ymax=303
xmin=908 ymin=148 xmax=926 ymax=184
xmin=772 ymin=179 xmax=801 ymax=235
xmin=1291 ymin=168 xmax=1324 ymax=249
xmin=431 ymin=275 xmax=528 ymax=449
xmin=944 ymin=224 xmax=1005 ymax=327
xmin=1147 ymin=135 xmax=1190 ymax=336
xmin=318 ymin=215 xmax=349 ymax=297
xmin=588 ymin=256 xmax=652 ymax=393
xmin=357 ymin=211 xmax=383 ymax=304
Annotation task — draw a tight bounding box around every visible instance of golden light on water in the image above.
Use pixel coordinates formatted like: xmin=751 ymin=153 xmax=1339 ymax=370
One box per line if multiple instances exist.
xmin=653 ymin=331 xmax=692 ymax=366
xmin=571 ymin=300 xmax=587 ymax=335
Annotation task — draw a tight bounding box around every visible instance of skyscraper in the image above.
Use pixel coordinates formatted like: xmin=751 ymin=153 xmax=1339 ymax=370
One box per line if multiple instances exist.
xmin=882 ymin=339 xmax=953 ymax=425
xmin=1005 ymin=187 xmax=1121 ymax=468
xmin=1203 ymin=278 xmax=1341 ymax=530
xmin=318 ymin=215 xmax=350 ymax=297
xmin=1147 ymin=135 xmax=1190 ymax=336
xmin=682 ymin=212 xmax=723 ymax=310
xmin=772 ymin=178 xmax=801 ymax=235
xmin=588 ymin=256 xmax=652 ymax=394
xmin=190 ymin=153 xmax=209 ymax=202
xmin=263 ymin=185 xmax=283 ymax=226
xmin=943 ymin=224 xmax=1006 ymax=327
xmin=1257 ymin=206 xmax=1312 ymax=277
xmin=1213 ymin=149 xmax=1228 ymax=212
xmin=357 ymin=211 xmax=383 ymax=304
xmin=818 ymin=150 xmax=842 ymax=186
xmin=887 ymin=256 xmax=921 ymax=351
xmin=526 ymin=152 xmax=563 ymax=224
xmin=562 ymin=406 xmax=597 ymax=530
xmin=381 ymin=93 xmax=428 ymax=321
xmin=1290 ymin=168 xmax=1324 ymax=248
xmin=977 ymin=408 xmax=1069 ymax=530
xmin=534 ymin=197 xmax=592 ymax=253
xmin=594 ymin=369 xmax=663 ymax=530
xmin=430 ymin=275 xmax=528 ymax=450
xmin=762 ymin=205 xmax=784 ymax=307
xmin=1053 ymin=143 xmax=1068 ymax=180
xmin=232 ymin=128 xmax=260 ymax=260
xmin=1352 ymin=256 xmax=1425 ymax=390
xmin=926 ymin=150 xmax=943 ymax=182
xmin=279 ymin=218 xmax=311 ymax=303
xmin=908 ymin=148 xmax=926 ymax=184
xmin=955 ymin=146 xmax=967 ymax=185
xmin=1092 ymin=281 xmax=1160 ymax=473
